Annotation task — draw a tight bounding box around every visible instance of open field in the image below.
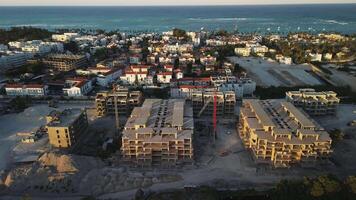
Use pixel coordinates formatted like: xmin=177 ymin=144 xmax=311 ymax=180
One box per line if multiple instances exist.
xmin=228 ymin=57 xmax=324 ymax=87
xmin=0 ymin=103 xmax=94 ymax=171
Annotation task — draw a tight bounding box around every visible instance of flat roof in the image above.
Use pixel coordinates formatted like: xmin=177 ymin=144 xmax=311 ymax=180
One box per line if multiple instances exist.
xmin=281 ymin=101 xmax=315 ymax=128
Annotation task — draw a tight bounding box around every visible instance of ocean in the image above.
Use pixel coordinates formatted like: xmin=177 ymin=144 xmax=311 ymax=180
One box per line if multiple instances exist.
xmin=0 ymin=4 xmax=356 ymax=34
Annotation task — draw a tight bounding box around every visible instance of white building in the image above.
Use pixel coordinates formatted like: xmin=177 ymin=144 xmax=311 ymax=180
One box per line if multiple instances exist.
xmin=157 ymin=72 xmax=173 ymax=84
xmin=0 ymin=44 xmax=8 ymax=51
xmin=0 ymin=51 xmax=32 ymax=70
xmin=63 ymin=78 xmax=93 ymax=97
xmin=96 ymin=69 xmax=122 ymax=87
xmin=52 ymin=33 xmax=79 ymax=42
xmin=235 ymin=47 xmax=251 ymax=57
xmin=323 ymin=53 xmax=333 ymax=61
xmin=21 ymin=41 xmax=64 ymax=56
xmin=200 ymin=55 xmax=217 ymax=66
xmin=276 ymin=55 xmax=292 ymax=65
xmin=252 ymin=45 xmax=269 ymax=54
xmin=174 ymin=69 xmax=184 ymax=80
xmin=5 ymin=83 xmax=48 ymax=96
xmin=309 ymin=53 xmax=322 ymax=62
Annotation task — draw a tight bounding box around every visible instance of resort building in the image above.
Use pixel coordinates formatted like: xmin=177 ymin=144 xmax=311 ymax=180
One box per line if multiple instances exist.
xmin=121 ymin=99 xmax=194 ymax=167
xmin=286 ymin=89 xmax=340 ymax=115
xmin=95 ymin=88 xmax=143 ymax=117
xmin=239 ymin=99 xmax=333 ymax=168
xmin=46 ymin=109 xmax=88 ymax=148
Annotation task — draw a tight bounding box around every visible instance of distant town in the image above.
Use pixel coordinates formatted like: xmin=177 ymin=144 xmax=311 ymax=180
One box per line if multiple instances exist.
xmin=0 ymin=27 xmax=356 ymax=200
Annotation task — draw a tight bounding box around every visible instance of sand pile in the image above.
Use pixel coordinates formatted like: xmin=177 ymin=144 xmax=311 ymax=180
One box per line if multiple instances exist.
xmin=2 ymin=152 xmax=104 ymax=194
xmin=38 ymin=153 xmax=78 ymax=173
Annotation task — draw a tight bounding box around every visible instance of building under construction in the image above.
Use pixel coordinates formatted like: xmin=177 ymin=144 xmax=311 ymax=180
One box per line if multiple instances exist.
xmin=95 ymin=88 xmax=143 ymax=117
xmin=191 ymin=89 xmax=236 ymax=116
xmin=46 ymin=108 xmax=88 ymax=148
xmin=286 ymin=89 xmax=340 ymax=116
xmin=42 ymin=54 xmax=88 ymax=72
xmin=239 ymin=99 xmax=332 ymax=168
xmin=121 ymin=99 xmax=194 ymax=167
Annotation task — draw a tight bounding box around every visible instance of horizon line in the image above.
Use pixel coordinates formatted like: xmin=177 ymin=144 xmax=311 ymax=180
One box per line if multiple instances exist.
xmin=1 ymin=3 xmax=356 ymax=7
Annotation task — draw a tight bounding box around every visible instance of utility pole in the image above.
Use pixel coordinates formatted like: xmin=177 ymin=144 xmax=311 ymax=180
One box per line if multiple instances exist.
xmin=113 ymin=84 xmax=120 ymax=138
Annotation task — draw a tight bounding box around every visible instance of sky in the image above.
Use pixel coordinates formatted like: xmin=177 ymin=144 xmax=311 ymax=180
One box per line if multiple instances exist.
xmin=1 ymin=0 xmax=356 ymax=6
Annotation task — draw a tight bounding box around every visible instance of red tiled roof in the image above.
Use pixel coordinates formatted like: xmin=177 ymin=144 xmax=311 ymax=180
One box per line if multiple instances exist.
xmin=157 ymin=72 xmax=173 ymax=76
xmin=5 ymin=83 xmax=44 ymax=89
xmin=179 ymin=85 xmax=209 ymax=89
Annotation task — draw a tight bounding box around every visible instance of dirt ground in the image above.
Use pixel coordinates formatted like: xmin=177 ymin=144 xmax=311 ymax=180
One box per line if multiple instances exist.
xmin=2 ymin=103 xmax=356 ymax=200
xmin=0 ymin=103 xmax=94 ymax=171
xmin=228 ymin=57 xmax=323 ymax=87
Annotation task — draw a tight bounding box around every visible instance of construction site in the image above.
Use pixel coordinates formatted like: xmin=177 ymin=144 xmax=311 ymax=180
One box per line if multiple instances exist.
xmin=286 ymin=88 xmax=340 ymax=116
xmin=121 ymin=99 xmax=194 ymax=167
xmin=239 ymin=99 xmax=333 ymax=168
xmin=191 ymin=89 xmax=236 ymax=117
xmin=95 ymin=87 xmax=143 ymax=117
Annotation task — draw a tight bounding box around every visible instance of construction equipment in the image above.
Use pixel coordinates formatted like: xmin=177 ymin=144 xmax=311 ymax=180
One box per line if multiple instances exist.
xmin=197 ymin=91 xmax=218 ymax=142
xmin=112 ymin=84 xmax=120 ymax=137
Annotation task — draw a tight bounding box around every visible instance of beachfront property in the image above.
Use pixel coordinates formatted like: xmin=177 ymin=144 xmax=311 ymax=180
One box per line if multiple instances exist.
xmin=5 ymin=83 xmax=48 ymax=96
xmin=46 ymin=108 xmax=88 ymax=148
xmin=239 ymin=99 xmax=332 ymax=168
xmin=95 ymin=88 xmax=143 ymax=117
xmin=286 ymin=89 xmax=340 ymax=116
xmin=121 ymin=99 xmax=194 ymax=167
xmin=42 ymin=54 xmax=88 ymax=72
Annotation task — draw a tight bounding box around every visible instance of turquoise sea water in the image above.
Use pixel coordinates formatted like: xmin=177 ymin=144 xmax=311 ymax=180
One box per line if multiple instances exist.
xmin=0 ymin=4 xmax=356 ymax=34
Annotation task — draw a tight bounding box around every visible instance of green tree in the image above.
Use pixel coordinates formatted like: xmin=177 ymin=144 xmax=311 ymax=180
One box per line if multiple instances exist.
xmin=346 ymin=176 xmax=356 ymax=194
xmin=64 ymin=41 xmax=79 ymax=54
xmin=310 ymin=181 xmax=325 ymax=197
xmin=329 ymin=129 xmax=344 ymax=144
xmin=173 ymin=28 xmax=187 ymax=39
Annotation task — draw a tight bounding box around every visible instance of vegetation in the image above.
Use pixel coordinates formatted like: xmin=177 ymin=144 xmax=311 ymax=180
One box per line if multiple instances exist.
xmin=10 ymin=96 xmax=32 ymax=112
xmin=140 ymin=175 xmax=356 ymax=200
xmin=93 ymin=48 xmax=109 ymax=61
xmin=0 ymin=27 xmax=53 ymax=44
xmin=172 ymin=28 xmax=187 ymax=39
xmin=328 ymin=129 xmax=344 ymax=145
xmin=213 ymin=29 xmax=230 ymax=37
xmin=5 ymin=62 xmax=45 ymax=77
xmin=233 ymin=63 xmax=246 ymax=75
xmin=63 ymin=41 xmax=79 ymax=54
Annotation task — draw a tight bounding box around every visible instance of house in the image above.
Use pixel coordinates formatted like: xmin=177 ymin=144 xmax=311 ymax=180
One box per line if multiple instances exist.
xmin=63 ymin=78 xmax=93 ymax=96
xmin=96 ymin=68 xmax=122 ymax=87
xmin=129 ymin=54 xmax=141 ymax=64
xmin=120 ymin=66 xmax=152 ymax=85
xmin=5 ymin=83 xmax=48 ymax=96
xmin=235 ymin=47 xmax=251 ymax=57
xmin=251 ymin=45 xmax=269 ymax=54
xmin=164 ymin=65 xmax=174 ymax=72
xmin=157 ymin=72 xmax=173 ymax=84
xmin=309 ymin=53 xmax=322 ymax=62
xmin=174 ymin=69 xmax=184 ymax=80
xmin=276 ymin=54 xmax=292 ymax=65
